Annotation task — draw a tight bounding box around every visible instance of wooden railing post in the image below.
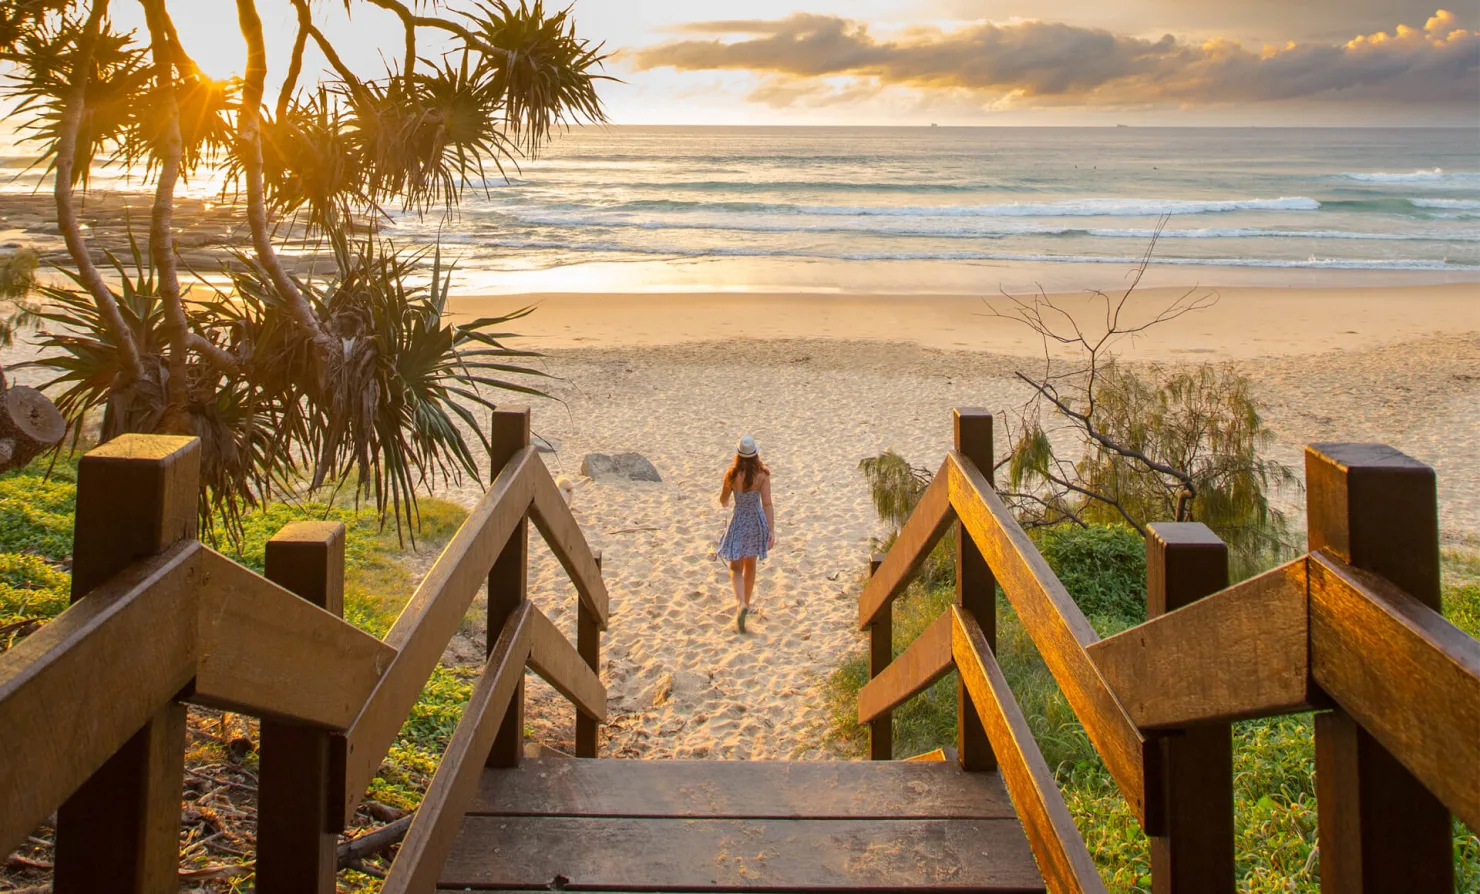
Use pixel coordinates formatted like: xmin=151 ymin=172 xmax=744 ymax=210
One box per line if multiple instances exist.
xmin=54 ymin=435 xmax=199 ymax=894
xmin=487 ymin=407 xmax=531 ymax=767
xmin=1144 ymin=523 xmax=1233 ymax=894
xmin=257 ymin=522 xmax=348 ymax=893
xmin=954 ymin=408 xmax=996 ymax=771
xmin=867 ymin=554 xmax=892 ymax=760
xmin=575 ymin=550 xmax=602 ymax=757
xmin=1306 ymin=443 xmax=1452 ymax=893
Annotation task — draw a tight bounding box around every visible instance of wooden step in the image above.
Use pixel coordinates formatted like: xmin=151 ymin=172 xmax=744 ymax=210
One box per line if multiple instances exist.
xmin=439 ymin=758 xmax=1046 ymax=891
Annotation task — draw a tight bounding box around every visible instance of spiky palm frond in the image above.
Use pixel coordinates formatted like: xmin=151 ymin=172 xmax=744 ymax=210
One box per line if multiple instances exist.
xmin=239 ymin=91 xmax=370 ymax=232
xmin=303 ymin=238 xmax=550 ymax=535
xmin=468 ymin=0 xmax=610 ymax=157
xmin=1 ymin=10 xmax=151 ymax=189
xmin=342 ymin=60 xmax=513 ymax=215
xmin=122 ymin=69 xmax=237 ymax=177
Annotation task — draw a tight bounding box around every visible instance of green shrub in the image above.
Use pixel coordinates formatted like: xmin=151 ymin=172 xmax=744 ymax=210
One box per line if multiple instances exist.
xmin=1032 ymin=524 xmax=1146 ymax=625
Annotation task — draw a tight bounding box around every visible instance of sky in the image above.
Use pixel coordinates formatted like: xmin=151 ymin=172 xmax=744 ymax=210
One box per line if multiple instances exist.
xmin=114 ymin=1 xmax=1479 ymax=126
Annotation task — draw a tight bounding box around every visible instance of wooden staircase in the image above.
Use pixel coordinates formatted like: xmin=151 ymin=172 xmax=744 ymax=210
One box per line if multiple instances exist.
xmin=438 ymin=756 xmax=1046 ymax=891
xmin=4 ymin=408 xmax=1478 ymax=894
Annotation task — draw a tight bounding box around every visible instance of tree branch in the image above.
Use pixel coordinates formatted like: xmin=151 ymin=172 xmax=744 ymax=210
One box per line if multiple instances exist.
xmin=359 ymin=0 xmax=514 ymax=65
xmin=275 ymin=3 xmax=310 ymax=119
xmin=234 ymin=0 xmax=330 ymax=345
xmin=141 ymin=0 xmax=191 ymax=429
xmin=361 ymin=0 xmax=417 ymax=76
xmin=54 ymin=0 xmax=144 ymax=386
xmin=1013 ymin=369 xmax=1197 ymax=502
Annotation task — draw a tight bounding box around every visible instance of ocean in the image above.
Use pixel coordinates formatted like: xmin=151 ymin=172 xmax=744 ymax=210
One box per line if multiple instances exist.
xmin=389 ymin=126 xmax=1480 ymax=294
xmin=6 ymin=125 xmax=1479 ymax=294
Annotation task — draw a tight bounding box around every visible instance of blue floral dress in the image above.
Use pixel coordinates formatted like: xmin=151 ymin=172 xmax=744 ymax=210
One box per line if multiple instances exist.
xmin=717 ymin=489 xmax=769 ymax=561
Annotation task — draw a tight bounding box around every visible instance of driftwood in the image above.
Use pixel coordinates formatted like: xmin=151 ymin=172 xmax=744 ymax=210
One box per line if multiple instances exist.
xmin=337 ymin=814 xmax=414 ymax=866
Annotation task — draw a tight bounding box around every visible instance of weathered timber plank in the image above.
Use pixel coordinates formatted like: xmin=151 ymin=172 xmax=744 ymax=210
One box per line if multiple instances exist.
xmin=1306 ymin=442 xmax=1452 ymax=893
xmin=1309 ymin=551 xmax=1480 ymax=830
xmin=946 ymin=452 xmax=1158 ymax=833
xmin=487 ymin=408 xmax=531 ymax=769
xmin=575 ymin=551 xmax=603 ymax=758
xmin=194 ymin=548 xmax=394 ymax=730
xmin=528 ymin=457 xmax=609 ymax=628
xmin=859 ymin=464 xmax=955 ymax=629
xmin=1086 ymin=558 xmax=1311 ymax=729
xmin=257 ymin=521 xmax=347 ymax=894
xmin=440 ymin=816 xmax=1044 ymax=891
xmin=381 ymin=603 xmax=534 ymax=894
xmin=55 ymin=434 xmax=199 ymax=894
xmin=342 ymin=446 xmax=536 ymax=814
xmin=867 ymin=553 xmax=892 ymax=761
xmin=527 ymin=604 xmax=606 ymax=722
xmin=469 ymin=758 xmax=1018 ymax=819
xmin=954 ymin=606 xmax=1108 ymax=894
xmin=1144 ymin=523 xmax=1234 ymax=894
xmin=955 ymin=408 xmax=997 ymax=771
xmin=0 ymin=542 xmax=201 ymax=858
xmin=858 ymin=610 xmax=954 ymax=725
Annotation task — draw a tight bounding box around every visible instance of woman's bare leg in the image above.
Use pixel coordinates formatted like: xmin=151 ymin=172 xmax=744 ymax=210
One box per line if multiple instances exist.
xmin=742 ymin=557 xmax=758 ymax=607
xmin=728 ymin=560 xmax=745 ymax=607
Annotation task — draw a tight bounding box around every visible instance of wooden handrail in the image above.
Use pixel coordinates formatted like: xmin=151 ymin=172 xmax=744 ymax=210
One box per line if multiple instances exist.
xmin=857 ymin=610 xmax=953 ymax=725
xmin=1308 ymin=551 xmax=1480 ymax=830
xmin=0 ymin=541 xmax=202 ymax=857
xmin=342 ymin=446 xmax=539 ymax=814
xmin=2 ymin=427 xmax=614 ymax=887
xmin=382 ymin=602 xmax=535 ymax=894
xmin=945 ymin=451 xmax=1160 ymax=832
xmin=528 ymin=457 xmax=610 ymax=629
xmin=527 ymin=605 xmax=607 ymax=722
xmin=952 ymin=606 xmax=1107 ymax=894
xmin=1087 ymin=558 xmax=1314 ymax=729
xmin=858 ymin=464 xmax=954 ymax=630
xmin=195 ymin=548 xmax=395 ymax=729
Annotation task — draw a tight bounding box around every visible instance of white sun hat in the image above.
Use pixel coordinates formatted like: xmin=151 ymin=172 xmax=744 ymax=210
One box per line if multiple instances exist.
xmin=737 ymin=434 xmax=758 ymax=457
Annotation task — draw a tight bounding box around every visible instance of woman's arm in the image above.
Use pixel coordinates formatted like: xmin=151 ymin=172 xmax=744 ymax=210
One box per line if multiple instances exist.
xmin=761 ymin=472 xmax=776 ymax=549
xmin=719 ymin=475 xmax=732 ymax=508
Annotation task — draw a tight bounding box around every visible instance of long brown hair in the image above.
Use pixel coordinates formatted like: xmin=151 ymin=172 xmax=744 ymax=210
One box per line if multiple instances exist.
xmin=724 ymin=453 xmax=768 ymax=492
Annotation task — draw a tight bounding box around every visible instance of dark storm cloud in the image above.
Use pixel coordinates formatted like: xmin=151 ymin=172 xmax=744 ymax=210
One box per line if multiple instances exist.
xmin=635 ymin=9 xmax=1478 ymax=108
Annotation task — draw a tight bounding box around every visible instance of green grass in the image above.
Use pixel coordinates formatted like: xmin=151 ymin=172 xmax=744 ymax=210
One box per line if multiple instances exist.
xmin=824 ymin=534 xmax=1480 ymax=892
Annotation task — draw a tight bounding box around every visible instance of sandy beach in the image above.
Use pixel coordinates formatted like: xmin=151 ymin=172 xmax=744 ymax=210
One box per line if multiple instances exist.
xmin=423 ymin=283 xmax=1480 ymax=760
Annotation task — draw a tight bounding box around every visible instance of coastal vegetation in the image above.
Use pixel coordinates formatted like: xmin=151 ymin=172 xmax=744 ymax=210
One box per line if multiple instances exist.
xmin=992 ymin=251 xmax=1299 ymax=578
xmin=836 ymin=401 xmax=1480 ymax=891
xmin=0 ymin=0 xmax=607 ymax=537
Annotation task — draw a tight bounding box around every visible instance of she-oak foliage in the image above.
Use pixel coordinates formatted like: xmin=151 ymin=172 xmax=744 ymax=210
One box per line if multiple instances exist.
xmin=0 ymin=0 xmax=609 ymax=540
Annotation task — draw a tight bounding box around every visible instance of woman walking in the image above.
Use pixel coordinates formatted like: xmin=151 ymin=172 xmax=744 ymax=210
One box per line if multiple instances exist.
xmin=717 ymin=435 xmax=775 ymax=633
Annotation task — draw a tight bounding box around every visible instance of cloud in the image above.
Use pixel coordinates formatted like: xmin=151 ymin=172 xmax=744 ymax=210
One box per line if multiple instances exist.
xmin=634 ymin=8 xmax=1478 ymax=108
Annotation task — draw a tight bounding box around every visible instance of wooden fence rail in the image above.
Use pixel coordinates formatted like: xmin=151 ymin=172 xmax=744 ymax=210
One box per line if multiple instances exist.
xmin=0 ymin=406 xmax=611 ymax=894
xmin=859 ymin=409 xmax=1480 ymax=894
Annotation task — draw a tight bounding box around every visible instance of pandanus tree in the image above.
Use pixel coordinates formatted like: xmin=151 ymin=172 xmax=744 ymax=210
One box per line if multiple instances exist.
xmin=0 ymin=0 xmax=607 ymax=536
